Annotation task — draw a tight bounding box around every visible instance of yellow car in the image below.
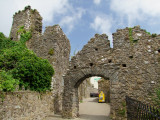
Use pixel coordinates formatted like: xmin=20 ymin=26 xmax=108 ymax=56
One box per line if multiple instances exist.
xmin=99 ymin=91 xmax=105 ymax=103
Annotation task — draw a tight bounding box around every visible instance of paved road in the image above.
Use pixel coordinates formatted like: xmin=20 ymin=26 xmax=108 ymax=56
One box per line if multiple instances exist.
xmin=45 ymin=98 xmax=111 ymax=120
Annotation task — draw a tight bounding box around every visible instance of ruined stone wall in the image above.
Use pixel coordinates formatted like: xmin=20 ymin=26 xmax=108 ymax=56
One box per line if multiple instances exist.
xmin=63 ymin=26 xmax=159 ymax=119
xmin=112 ymin=26 xmax=159 ymax=104
xmin=29 ymin=25 xmax=71 ymax=114
xmin=98 ymin=78 xmax=110 ymax=103
xmin=10 ymin=6 xmax=42 ymax=41
xmin=9 ymin=6 xmax=70 ymax=115
xmin=0 ymin=91 xmax=53 ymax=120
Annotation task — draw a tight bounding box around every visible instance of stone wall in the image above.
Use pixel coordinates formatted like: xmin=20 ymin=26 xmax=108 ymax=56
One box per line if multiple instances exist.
xmin=63 ymin=26 xmax=160 ymax=119
xmin=10 ymin=6 xmax=42 ymax=41
xmin=98 ymin=78 xmax=110 ymax=103
xmin=10 ymin=6 xmax=71 ymax=114
xmin=6 ymin=5 xmax=160 ymax=120
xmin=0 ymin=91 xmax=53 ymax=120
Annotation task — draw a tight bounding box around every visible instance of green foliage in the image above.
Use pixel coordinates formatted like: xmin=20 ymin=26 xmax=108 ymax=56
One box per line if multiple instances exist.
xmin=0 ymin=33 xmax=5 ymax=39
xmin=129 ymin=28 xmax=138 ymax=43
xmin=0 ymin=92 xmax=5 ymax=103
xmin=20 ymin=31 xmax=32 ymax=44
xmin=0 ymin=71 xmax=18 ymax=92
xmin=154 ymin=88 xmax=160 ymax=110
xmin=31 ymin=9 xmax=36 ymax=14
xmin=144 ymin=30 xmax=151 ymax=35
xmin=17 ymin=26 xmax=26 ymax=35
xmin=24 ymin=5 xmax=31 ymax=10
xmin=48 ymin=48 xmax=54 ymax=55
xmin=118 ymin=101 xmax=126 ymax=117
xmin=118 ymin=108 xmax=126 ymax=116
xmin=129 ymin=28 xmax=134 ymax=43
xmin=0 ymin=33 xmax=17 ymax=50
xmin=152 ymin=33 xmax=157 ymax=38
xmin=12 ymin=57 xmax=54 ymax=91
xmin=80 ymin=100 xmax=83 ymax=103
xmin=0 ymin=32 xmax=54 ymax=92
xmin=122 ymin=101 xmax=126 ymax=107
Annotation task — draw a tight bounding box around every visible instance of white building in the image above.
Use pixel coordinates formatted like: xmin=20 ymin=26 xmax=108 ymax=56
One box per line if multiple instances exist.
xmin=90 ymin=76 xmax=101 ymax=89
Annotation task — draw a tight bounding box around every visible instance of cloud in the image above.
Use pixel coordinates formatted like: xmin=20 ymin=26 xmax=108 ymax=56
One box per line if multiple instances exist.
xmin=93 ymin=0 xmax=101 ymax=5
xmin=90 ymin=15 xmax=113 ymax=47
xmin=59 ymin=8 xmax=85 ymax=34
xmin=90 ymin=15 xmax=112 ymax=36
xmin=0 ymin=0 xmax=17 ymax=36
xmin=14 ymin=0 xmax=70 ymax=23
xmin=110 ymin=0 xmax=160 ymax=26
xmin=0 ymin=0 xmax=70 ymax=36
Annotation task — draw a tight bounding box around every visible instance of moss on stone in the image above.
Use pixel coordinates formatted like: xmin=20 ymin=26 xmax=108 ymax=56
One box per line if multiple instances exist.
xmin=48 ymin=48 xmax=54 ymax=55
xmin=129 ymin=27 xmax=134 ymax=43
xmin=152 ymin=33 xmax=157 ymax=38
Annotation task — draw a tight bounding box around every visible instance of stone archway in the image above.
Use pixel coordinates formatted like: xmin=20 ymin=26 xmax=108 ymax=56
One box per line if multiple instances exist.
xmin=62 ymin=64 xmax=121 ymax=118
xmin=61 ymin=33 xmax=125 ymax=119
xmin=62 ymin=26 xmax=160 ymax=119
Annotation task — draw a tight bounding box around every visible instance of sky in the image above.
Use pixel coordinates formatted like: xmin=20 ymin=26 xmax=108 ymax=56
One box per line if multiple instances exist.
xmin=1 ymin=0 xmax=160 ymax=56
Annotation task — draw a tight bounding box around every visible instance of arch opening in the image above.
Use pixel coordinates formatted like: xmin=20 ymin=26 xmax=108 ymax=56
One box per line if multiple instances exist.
xmin=77 ymin=76 xmax=111 ymax=119
xmin=62 ymin=66 xmax=121 ymax=119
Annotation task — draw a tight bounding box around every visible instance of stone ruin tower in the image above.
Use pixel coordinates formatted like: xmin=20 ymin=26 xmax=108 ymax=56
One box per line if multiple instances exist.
xmin=10 ymin=6 xmax=71 ymax=114
xmin=10 ymin=6 xmax=42 ymax=41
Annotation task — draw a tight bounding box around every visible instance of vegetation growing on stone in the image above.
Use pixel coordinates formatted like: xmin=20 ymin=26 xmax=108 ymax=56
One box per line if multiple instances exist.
xmin=152 ymin=33 xmax=157 ymax=38
xmin=48 ymin=48 xmax=54 ymax=55
xmin=31 ymin=9 xmax=36 ymax=14
xmin=128 ymin=27 xmax=138 ymax=43
xmin=17 ymin=26 xmax=26 ymax=35
xmin=118 ymin=101 xmax=126 ymax=117
xmin=129 ymin=28 xmax=134 ymax=43
xmin=0 ymin=31 xmax=54 ymax=92
xmin=144 ymin=30 xmax=151 ymax=35
xmin=152 ymin=87 xmax=160 ymax=111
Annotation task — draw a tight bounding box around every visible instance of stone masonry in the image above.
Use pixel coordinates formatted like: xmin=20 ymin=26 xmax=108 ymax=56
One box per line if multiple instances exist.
xmin=10 ymin=6 xmax=70 ymax=114
xmin=10 ymin=6 xmax=42 ymax=41
xmin=1 ymin=6 xmax=159 ymax=120
xmin=62 ymin=26 xmax=159 ymax=119
xmin=98 ymin=78 xmax=110 ymax=103
xmin=0 ymin=91 xmax=53 ymax=120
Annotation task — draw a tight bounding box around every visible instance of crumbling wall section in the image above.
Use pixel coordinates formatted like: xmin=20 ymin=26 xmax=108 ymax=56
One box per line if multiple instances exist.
xmin=113 ymin=26 xmax=160 ymax=104
xmin=63 ymin=26 xmax=159 ymax=119
xmin=10 ymin=6 xmax=42 ymax=41
xmin=9 ymin=6 xmax=71 ymax=115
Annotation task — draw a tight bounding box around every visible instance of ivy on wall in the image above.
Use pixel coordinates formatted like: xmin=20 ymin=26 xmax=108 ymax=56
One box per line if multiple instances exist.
xmin=0 ymin=27 xmax=54 ymax=92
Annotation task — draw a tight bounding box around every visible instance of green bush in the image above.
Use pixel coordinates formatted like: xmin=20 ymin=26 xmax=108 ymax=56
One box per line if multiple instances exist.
xmin=0 ymin=31 xmax=54 ymax=92
xmin=0 ymin=71 xmax=18 ymax=92
xmin=11 ymin=56 xmax=54 ymax=91
xmin=0 ymin=33 xmax=17 ymax=50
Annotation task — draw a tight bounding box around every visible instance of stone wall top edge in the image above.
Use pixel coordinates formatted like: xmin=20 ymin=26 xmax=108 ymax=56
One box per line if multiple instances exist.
xmin=112 ymin=25 xmax=160 ymax=36
xmin=0 ymin=91 xmax=51 ymax=94
xmin=13 ymin=5 xmax=42 ymax=18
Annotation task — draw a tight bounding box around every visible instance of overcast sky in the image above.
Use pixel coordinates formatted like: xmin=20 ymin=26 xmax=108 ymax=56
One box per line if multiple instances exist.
xmin=1 ymin=0 xmax=160 ymax=56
